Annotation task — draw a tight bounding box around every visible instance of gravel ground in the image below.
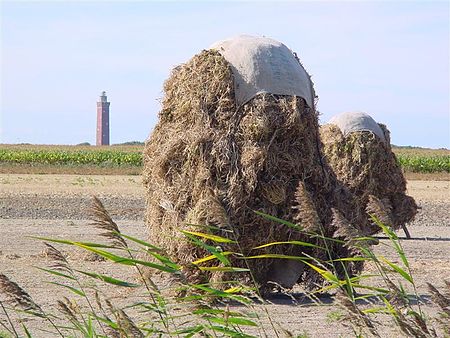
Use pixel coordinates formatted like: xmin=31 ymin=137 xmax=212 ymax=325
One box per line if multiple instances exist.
xmin=0 ymin=193 xmax=145 ymax=220
xmin=0 ymin=174 xmax=145 ymax=220
xmin=1 ymin=175 xmax=448 ymax=228
xmin=0 ymin=174 xmax=449 ymax=337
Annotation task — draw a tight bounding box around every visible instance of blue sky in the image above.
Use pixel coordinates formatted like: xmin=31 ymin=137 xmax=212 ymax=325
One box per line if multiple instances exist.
xmin=1 ymin=1 xmax=449 ymax=148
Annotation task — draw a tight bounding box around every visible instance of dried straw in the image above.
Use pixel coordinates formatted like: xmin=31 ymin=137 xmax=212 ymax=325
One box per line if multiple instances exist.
xmin=143 ymin=50 xmax=365 ymax=289
xmin=90 ymin=196 xmax=127 ymax=249
xmin=320 ymin=123 xmax=417 ymax=234
xmin=0 ymin=273 xmax=41 ymax=312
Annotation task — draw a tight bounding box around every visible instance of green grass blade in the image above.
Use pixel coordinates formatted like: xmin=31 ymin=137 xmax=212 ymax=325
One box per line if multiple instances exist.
xmin=21 ymin=323 xmax=32 ymax=338
xmin=380 ymin=296 xmax=398 ymax=316
xmin=207 ymin=316 xmax=258 ymax=327
xmin=30 ymin=236 xmax=115 ymax=248
xmin=252 ymin=240 xmax=322 ymax=250
xmin=147 ymin=251 xmax=180 ymax=270
xmin=48 ymin=282 xmax=85 ymax=296
xmin=74 ymin=270 xmax=140 ymax=287
xmin=198 ymin=267 xmax=249 ymax=272
xmin=192 ymin=252 xmax=233 ymax=265
xmin=193 ymin=309 xmax=243 ymax=317
xmin=116 ymin=232 xmax=163 ymax=251
xmin=351 ymin=284 xmax=389 ymax=294
xmin=72 ymin=244 xmax=134 ymax=264
xmin=223 ymin=286 xmax=253 ymax=294
xmin=181 ymin=230 xmax=236 ymax=243
xmin=187 ymin=285 xmax=252 ymax=304
xmin=35 ymin=267 xmax=76 ymax=280
xmin=362 ymin=307 xmax=391 ymax=314
xmin=369 ymin=215 xmax=397 ymax=239
xmin=370 ymin=216 xmax=409 ymax=267
xmin=379 ymin=255 xmax=413 ymax=284
xmin=172 ymin=325 xmax=204 ymax=336
xmin=73 ymin=243 xmax=180 ymax=273
xmin=329 ymin=257 xmax=368 ymax=262
xmin=183 ymin=233 xmax=231 ymax=266
xmin=126 ymin=258 xmax=180 ymax=273
xmin=93 ymin=315 xmax=120 ymax=330
xmin=207 ymin=325 xmax=257 ymax=337
xmin=244 ymin=254 xmax=310 ymax=261
xmin=302 ymin=260 xmax=339 ymax=283
xmin=341 ymin=262 xmax=355 ymax=301
xmin=253 ymin=211 xmax=302 ymax=231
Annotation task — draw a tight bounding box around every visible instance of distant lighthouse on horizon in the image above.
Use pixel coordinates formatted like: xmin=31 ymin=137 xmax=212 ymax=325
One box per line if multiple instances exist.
xmin=96 ymin=91 xmax=110 ymax=146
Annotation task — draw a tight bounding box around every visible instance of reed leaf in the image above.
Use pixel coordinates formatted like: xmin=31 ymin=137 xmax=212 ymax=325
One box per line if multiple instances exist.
xmin=47 ymin=282 xmax=85 ymax=297
xmin=378 ymin=256 xmax=413 ymax=284
xmin=72 ymin=243 xmax=180 ymax=273
xmin=181 ymin=230 xmax=236 ymax=243
xmin=206 ymin=316 xmax=258 ymax=327
xmin=74 ymin=270 xmax=140 ymax=288
xmin=302 ymin=261 xmax=340 ymax=283
xmin=173 ymin=325 xmax=204 ymax=335
xmin=116 ymin=232 xmax=163 ymax=251
xmin=206 ymin=325 xmax=257 ymax=338
xmin=253 ymin=211 xmax=302 ymax=231
xmin=36 ymin=267 xmax=76 ymax=281
xmin=192 ymin=252 xmax=234 ymax=265
xmin=182 ymin=233 xmax=231 ymax=266
xmin=244 ymin=254 xmax=310 ymax=261
xmin=198 ymin=267 xmax=250 ymax=272
xmin=252 ymin=240 xmax=322 ymax=250
xmin=22 ymin=323 xmax=32 ymax=338
xmin=31 ymin=237 xmax=115 ymax=249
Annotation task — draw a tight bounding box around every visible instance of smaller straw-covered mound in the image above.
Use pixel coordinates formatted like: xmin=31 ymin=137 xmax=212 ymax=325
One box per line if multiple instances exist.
xmin=320 ymin=112 xmax=417 ymax=234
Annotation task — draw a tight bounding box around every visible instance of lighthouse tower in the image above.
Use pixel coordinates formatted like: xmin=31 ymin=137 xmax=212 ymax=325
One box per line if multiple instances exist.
xmin=96 ymin=91 xmax=110 ymax=146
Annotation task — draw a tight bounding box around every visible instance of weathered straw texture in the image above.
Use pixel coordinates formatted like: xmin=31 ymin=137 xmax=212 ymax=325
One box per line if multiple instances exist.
xmin=143 ymin=50 xmax=360 ymax=290
xmin=320 ymin=123 xmax=417 ymax=234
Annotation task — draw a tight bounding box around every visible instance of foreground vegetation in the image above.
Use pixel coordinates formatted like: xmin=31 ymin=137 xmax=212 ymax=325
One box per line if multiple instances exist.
xmin=0 ymin=198 xmax=448 ymax=337
xmin=0 ymin=144 xmax=448 ymax=176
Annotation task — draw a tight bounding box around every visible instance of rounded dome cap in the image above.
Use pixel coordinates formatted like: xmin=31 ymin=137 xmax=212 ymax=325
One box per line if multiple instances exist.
xmin=328 ymin=111 xmax=386 ymax=142
xmin=210 ymin=35 xmax=315 ymax=108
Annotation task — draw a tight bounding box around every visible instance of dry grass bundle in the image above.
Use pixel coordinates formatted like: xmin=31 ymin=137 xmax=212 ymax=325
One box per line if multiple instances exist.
xmin=320 ymin=123 xmax=417 ymax=234
xmin=143 ymin=50 xmax=360 ymax=290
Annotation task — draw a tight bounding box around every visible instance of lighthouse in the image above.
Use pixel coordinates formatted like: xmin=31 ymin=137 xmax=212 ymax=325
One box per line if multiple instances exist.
xmin=96 ymin=91 xmax=110 ymax=146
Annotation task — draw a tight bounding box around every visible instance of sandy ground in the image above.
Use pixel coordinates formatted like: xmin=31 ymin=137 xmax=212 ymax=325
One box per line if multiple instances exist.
xmin=0 ymin=174 xmax=449 ymax=337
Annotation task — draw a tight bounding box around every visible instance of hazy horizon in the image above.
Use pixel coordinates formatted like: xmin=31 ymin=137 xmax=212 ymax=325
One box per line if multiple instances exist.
xmin=1 ymin=1 xmax=449 ymax=148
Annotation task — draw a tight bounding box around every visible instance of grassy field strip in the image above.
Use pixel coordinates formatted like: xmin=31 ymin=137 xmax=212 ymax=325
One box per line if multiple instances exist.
xmin=0 ymin=149 xmax=142 ymax=166
xmin=0 ymin=145 xmax=449 ymax=173
xmin=396 ymin=154 xmax=449 ymax=173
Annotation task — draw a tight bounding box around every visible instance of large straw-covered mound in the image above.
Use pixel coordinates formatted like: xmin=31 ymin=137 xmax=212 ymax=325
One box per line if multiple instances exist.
xmin=143 ymin=50 xmax=362 ymax=290
xmin=320 ymin=122 xmax=417 ymax=234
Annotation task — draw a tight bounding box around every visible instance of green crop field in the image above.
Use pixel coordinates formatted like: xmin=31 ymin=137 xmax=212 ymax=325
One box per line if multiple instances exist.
xmin=395 ymin=154 xmax=449 ymax=173
xmin=0 ymin=144 xmax=448 ymax=176
xmin=392 ymin=146 xmax=449 ymax=174
xmin=0 ymin=148 xmax=142 ymax=166
xmin=0 ymin=144 xmax=144 ymax=175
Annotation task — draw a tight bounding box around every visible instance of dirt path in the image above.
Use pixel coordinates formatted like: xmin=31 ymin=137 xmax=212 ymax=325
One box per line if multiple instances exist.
xmin=0 ymin=174 xmax=449 ymax=337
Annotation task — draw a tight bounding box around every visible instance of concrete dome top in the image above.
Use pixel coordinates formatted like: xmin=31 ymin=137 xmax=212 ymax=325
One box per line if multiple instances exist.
xmin=209 ymin=35 xmax=315 ymax=108
xmin=328 ymin=111 xmax=386 ymax=142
